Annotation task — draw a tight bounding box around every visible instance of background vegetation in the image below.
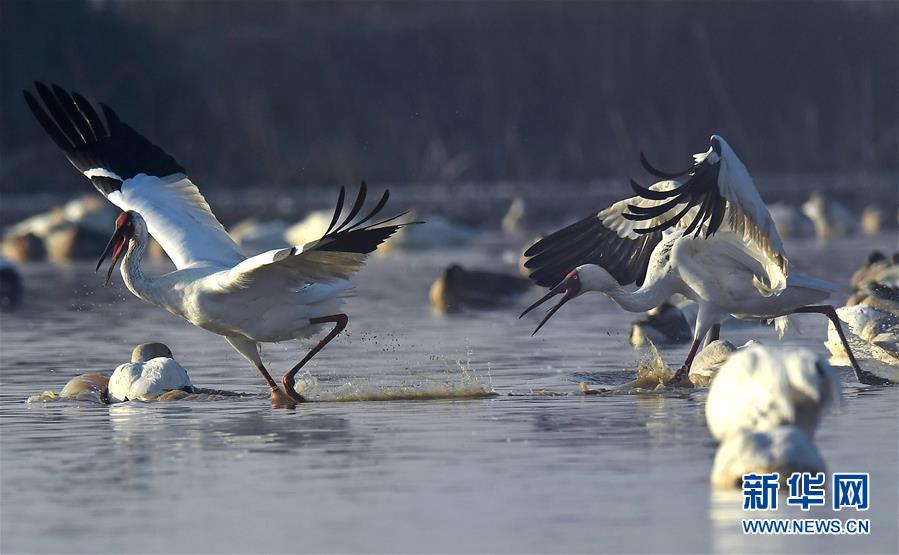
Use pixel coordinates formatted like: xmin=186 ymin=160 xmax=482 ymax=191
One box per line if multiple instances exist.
xmin=2 ymin=0 xmax=897 ymax=193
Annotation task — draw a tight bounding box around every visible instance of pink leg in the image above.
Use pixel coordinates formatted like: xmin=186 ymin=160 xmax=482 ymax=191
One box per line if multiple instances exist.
xmin=792 ymin=305 xmax=891 ymax=386
xmin=280 ymin=314 xmax=349 ymax=403
xmin=666 ymin=339 xmax=701 ymax=385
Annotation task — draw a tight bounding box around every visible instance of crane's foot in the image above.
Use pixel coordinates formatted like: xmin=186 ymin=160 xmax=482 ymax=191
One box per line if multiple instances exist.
xmin=270 ymin=383 xmax=306 ymax=408
xmin=280 ymin=374 xmax=308 ymax=403
xmin=857 ymin=369 xmax=893 ymax=386
xmin=665 ymin=365 xmax=690 ymax=387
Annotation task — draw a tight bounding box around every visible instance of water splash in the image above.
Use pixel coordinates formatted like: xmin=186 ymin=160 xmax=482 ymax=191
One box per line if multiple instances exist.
xmin=580 ymin=342 xmax=690 ymax=395
xmin=296 ymin=359 xmax=497 ymax=402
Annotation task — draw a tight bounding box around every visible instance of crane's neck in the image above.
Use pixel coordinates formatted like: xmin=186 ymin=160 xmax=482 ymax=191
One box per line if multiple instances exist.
xmin=119 ymin=230 xmax=166 ymax=308
xmin=603 ymin=281 xmax=674 ymax=313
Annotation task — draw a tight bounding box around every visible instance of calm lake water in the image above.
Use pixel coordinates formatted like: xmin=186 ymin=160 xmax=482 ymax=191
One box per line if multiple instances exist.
xmin=1 ymin=228 xmax=896 ymax=554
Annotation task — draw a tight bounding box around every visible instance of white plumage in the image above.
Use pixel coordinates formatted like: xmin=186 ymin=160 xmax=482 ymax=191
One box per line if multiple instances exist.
xmin=107 ymin=357 xmax=194 ymax=403
xmin=107 ymin=174 xmax=245 ymax=270
xmin=24 ymin=83 xmax=412 ymax=404
xmin=710 ymin=425 xmax=826 ymax=489
xmin=599 ymin=136 xmax=788 ymax=293
xmin=521 ymin=135 xmax=887 ymax=385
xmin=523 ymin=230 xmax=847 ymax=382
xmin=705 ymin=345 xmax=839 ymax=442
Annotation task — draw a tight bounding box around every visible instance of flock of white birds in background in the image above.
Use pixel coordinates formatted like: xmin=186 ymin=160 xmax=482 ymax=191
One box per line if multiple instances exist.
xmin=5 ymin=83 xmax=897 ymax=493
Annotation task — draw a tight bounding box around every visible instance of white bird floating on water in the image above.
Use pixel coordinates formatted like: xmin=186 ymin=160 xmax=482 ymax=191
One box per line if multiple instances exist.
xmin=767 ymin=202 xmax=815 ymax=239
xmin=107 ymin=343 xmax=194 ymax=403
xmin=801 ymin=191 xmax=857 ymax=240
xmin=2 ymin=195 xmax=117 ymax=262
xmin=25 ymin=82 xmax=415 ymax=406
xmin=286 ymin=209 xmax=475 ymax=253
xmin=710 ymin=425 xmax=826 ymax=489
xmin=705 ymin=345 xmax=839 ymax=441
xmin=284 ymin=210 xmax=337 ymax=247
xmin=706 ymin=345 xmax=836 ymax=489
xmin=520 ymin=135 xmax=888 ymax=385
xmin=229 ymin=218 xmax=291 ymax=256
xmin=688 ymin=339 xmax=739 ymax=386
xmin=379 ymin=212 xmax=476 ymax=252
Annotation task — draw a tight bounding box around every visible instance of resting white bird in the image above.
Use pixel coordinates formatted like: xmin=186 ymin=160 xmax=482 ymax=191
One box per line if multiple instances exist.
xmin=521 ymin=136 xmax=888 ymax=385
xmin=25 ymin=82 xmax=415 ymax=405
xmin=108 ymin=343 xmax=194 ymax=403
xmin=705 ymin=345 xmax=839 ymax=441
xmin=710 ymin=425 xmax=825 ymax=489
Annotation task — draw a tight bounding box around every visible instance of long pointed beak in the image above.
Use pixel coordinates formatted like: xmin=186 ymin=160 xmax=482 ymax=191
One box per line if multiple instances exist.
xmin=519 ymin=280 xmax=575 ymax=336
xmin=96 ymin=229 xmax=127 ymax=285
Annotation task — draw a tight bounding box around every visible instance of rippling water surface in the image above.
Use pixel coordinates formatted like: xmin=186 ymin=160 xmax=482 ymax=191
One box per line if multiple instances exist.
xmin=1 ymin=231 xmax=896 ymax=554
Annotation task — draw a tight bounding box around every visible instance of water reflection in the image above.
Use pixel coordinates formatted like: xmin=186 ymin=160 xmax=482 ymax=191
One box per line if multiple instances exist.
xmin=1 ymin=235 xmax=897 ymax=553
xmin=199 ymin=411 xmax=359 ymax=455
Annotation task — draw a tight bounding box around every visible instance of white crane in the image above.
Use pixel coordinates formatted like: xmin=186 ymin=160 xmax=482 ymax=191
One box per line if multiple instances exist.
xmin=521 ymin=135 xmax=888 ymax=385
xmin=25 ymin=82 xmax=415 ymax=405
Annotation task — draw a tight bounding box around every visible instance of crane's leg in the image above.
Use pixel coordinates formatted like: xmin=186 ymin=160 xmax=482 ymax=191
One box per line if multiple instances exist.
xmin=281 ymin=314 xmax=349 ymax=403
xmin=667 ymin=310 xmax=716 ymax=385
xmin=703 ymin=324 xmax=721 ymax=348
xmin=225 ymin=336 xmax=299 ymax=405
xmin=666 ymin=339 xmax=701 ymax=384
xmin=791 ymin=305 xmax=891 ymax=386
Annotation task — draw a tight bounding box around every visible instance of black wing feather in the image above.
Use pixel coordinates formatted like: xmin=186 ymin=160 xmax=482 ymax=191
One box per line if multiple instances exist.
xmin=639 ymin=152 xmax=693 ymax=179
xmin=347 ymin=187 xmax=391 ymax=231
xmin=24 ymin=82 xmax=185 ymax=195
xmin=35 ymin=82 xmax=83 ymax=146
xmin=625 ymin=152 xmax=726 ymax=238
xmin=52 ymin=85 xmax=95 ymax=142
xmin=72 ymin=92 xmax=106 ymax=138
xmin=23 ymin=91 xmax=72 ymax=151
xmin=335 ymin=181 xmax=368 ymax=233
xmin=523 ymin=213 xmax=661 ymax=288
xmin=323 ymin=186 xmax=346 ymax=236
xmin=315 ymin=184 xmax=418 ymax=255
xmin=705 ymin=196 xmax=728 ymax=239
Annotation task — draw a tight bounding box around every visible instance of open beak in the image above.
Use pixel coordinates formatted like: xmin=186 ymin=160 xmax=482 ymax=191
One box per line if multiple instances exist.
xmin=519 ymin=278 xmax=579 ymax=336
xmin=96 ymin=228 xmax=128 ymax=285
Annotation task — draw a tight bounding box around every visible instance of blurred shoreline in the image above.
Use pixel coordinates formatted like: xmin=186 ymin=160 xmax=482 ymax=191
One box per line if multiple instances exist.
xmin=3 ymin=1 xmax=897 ymax=192
xmin=1 ymin=172 xmax=895 ymax=231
